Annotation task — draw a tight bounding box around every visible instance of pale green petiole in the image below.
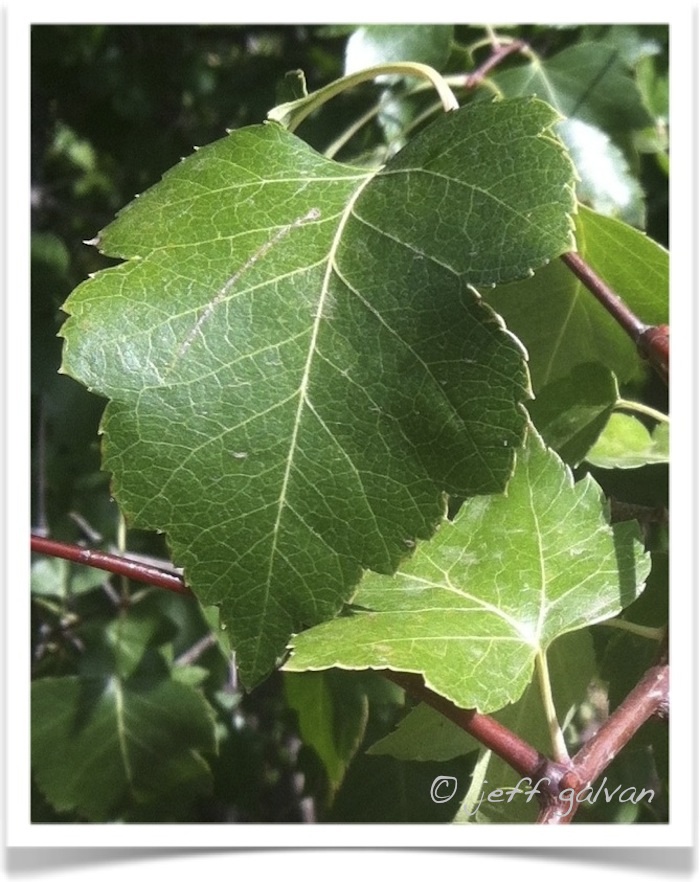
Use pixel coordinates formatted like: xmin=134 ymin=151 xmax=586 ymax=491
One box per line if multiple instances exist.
xmin=599 ymin=618 xmax=666 ymax=641
xmin=536 ymin=649 xmax=570 ymax=763
xmin=268 ymin=62 xmax=460 ymax=133
xmin=615 ymin=398 xmax=670 ymax=425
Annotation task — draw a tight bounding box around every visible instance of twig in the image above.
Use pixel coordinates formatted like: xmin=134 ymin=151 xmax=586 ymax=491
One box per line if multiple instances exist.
xmin=30 ymin=534 xmax=192 ymax=597
xmin=561 ymin=252 xmax=669 ymax=384
xmin=382 ymin=670 xmax=553 ymax=781
xmin=462 ymin=39 xmax=529 ymax=91
xmin=538 ymin=662 xmax=669 ymax=824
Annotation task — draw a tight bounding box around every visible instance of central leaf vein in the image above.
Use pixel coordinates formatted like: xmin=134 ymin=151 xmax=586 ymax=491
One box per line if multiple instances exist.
xmin=252 ymin=172 xmax=374 ymax=666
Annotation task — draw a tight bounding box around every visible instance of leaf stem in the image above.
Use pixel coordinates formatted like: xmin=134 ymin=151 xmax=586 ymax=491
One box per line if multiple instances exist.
xmin=599 ymin=618 xmax=666 ymax=641
xmin=615 ymin=398 xmax=669 ymax=425
xmin=117 ymin=513 xmax=130 ymax=604
xmin=460 ymin=37 xmax=530 ymax=91
xmin=269 ymin=62 xmax=459 ymax=133
xmin=536 ymin=650 xmax=569 ymax=763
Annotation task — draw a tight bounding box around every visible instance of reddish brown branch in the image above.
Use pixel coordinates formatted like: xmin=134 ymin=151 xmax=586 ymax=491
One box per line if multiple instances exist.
xmin=382 ymin=670 xmax=553 ymax=781
xmin=463 ymin=40 xmax=529 ymax=90
xmin=538 ymin=661 xmax=669 ymax=824
xmin=561 ymin=251 xmax=669 ymax=384
xmin=30 ymin=534 xmax=192 ymax=597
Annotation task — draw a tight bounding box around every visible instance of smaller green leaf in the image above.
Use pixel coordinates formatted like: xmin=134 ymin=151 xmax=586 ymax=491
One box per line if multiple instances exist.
xmin=105 ymin=611 xmax=163 ymax=680
xmin=493 ymin=42 xmax=653 ymax=140
xmin=345 ymin=25 xmax=453 ymax=76
xmin=285 ymin=429 xmax=649 ymax=713
xmin=558 ymin=118 xmax=645 ymax=228
xmin=527 ymin=363 xmax=618 ymax=465
xmin=31 ymin=556 xmax=105 ymax=598
xmin=586 ymin=414 xmax=669 ymax=469
xmin=32 ymin=669 xmax=217 ymax=821
xmin=284 ymin=670 xmax=369 ymax=795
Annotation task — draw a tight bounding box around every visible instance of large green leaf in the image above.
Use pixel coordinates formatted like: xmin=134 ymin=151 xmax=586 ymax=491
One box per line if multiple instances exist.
xmin=285 ymin=430 xmax=649 ymax=713
xmin=31 ymin=668 xmax=217 ymax=821
xmin=60 ymin=97 xmax=576 ymax=686
xmin=485 ymin=206 xmax=668 ymax=390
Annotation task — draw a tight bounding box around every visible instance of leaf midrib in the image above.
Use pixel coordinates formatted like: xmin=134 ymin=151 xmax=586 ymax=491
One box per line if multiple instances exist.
xmin=251 ymin=170 xmax=375 ymax=668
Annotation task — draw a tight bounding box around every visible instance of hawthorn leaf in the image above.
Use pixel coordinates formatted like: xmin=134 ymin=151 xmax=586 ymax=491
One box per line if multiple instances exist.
xmin=345 ymin=25 xmax=453 ymax=76
xmin=526 ymin=362 xmax=618 ymax=466
xmin=60 ymin=98 xmax=576 ymax=687
xmin=283 ymin=669 xmax=372 ymax=796
xmin=285 ymin=430 xmax=650 ymax=713
xmin=586 ymin=414 xmax=669 ymax=469
xmin=485 ymin=206 xmax=668 ymax=390
xmin=31 ymin=671 xmax=217 ymax=821
xmin=558 ymin=118 xmax=645 ymax=228
xmin=493 ymin=42 xmax=652 ymax=140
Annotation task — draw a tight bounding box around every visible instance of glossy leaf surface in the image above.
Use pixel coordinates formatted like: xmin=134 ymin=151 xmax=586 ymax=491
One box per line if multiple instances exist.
xmin=60 ymin=99 xmax=576 ymax=686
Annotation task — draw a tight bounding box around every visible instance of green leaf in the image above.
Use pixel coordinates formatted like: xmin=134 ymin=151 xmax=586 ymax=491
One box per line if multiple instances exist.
xmin=284 ymin=669 xmax=370 ymax=795
xmin=345 ymin=25 xmax=453 ymax=75
xmin=105 ymin=609 xmax=164 ymax=680
xmin=586 ymin=414 xmax=669 ymax=469
xmin=558 ymin=118 xmax=645 ymax=228
xmin=60 ymin=98 xmax=576 ymax=687
xmin=492 ymin=42 xmax=653 ymax=226
xmin=285 ymin=429 xmax=649 ymax=713
xmin=493 ymin=42 xmax=653 ymax=139
xmin=527 ymin=362 xmax=618 ymax=465
xmin=31 ymin=555 xmax=106 ymax=598
xmin=31 ymin=670 xmax=217 ymax=821
xmin=485 ymin=205 xmax=668 ymax=389
xmin=367 ymin=701 xmax=473 ymax=763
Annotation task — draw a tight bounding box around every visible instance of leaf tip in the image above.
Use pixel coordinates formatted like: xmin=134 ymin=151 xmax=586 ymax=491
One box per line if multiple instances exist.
xmin=83 ymin=235 xmax=100 ymax=248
